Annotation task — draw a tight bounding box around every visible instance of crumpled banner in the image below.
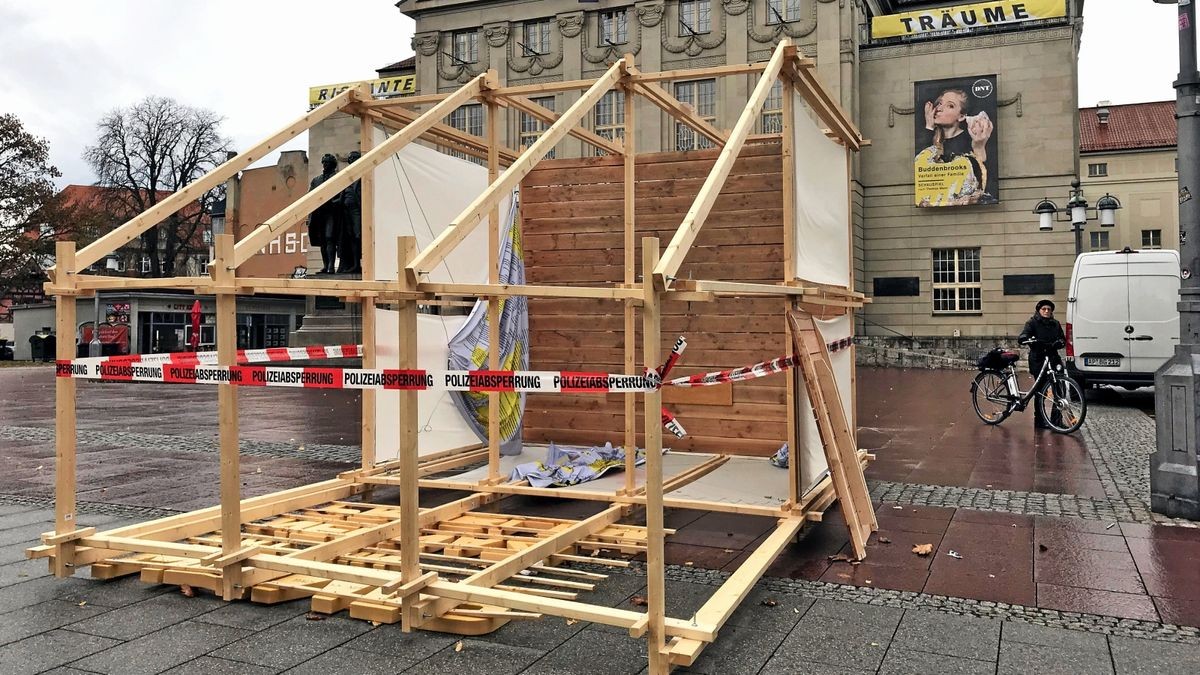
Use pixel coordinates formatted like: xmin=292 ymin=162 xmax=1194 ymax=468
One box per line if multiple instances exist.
xmin=510 ymin=442 xmax=645 ymax=488
xmin=769 ymin=442 xmax=789 ymax=469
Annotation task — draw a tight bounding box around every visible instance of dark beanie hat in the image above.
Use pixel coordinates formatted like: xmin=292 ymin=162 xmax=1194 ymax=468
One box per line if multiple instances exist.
xmin=1036 ymin=299 xmax=1055 ymax=312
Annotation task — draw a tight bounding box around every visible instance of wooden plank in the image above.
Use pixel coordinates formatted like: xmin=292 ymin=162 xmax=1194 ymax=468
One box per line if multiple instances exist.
xmin=641 ymin=237 xmax=669 ymax=673
xmin=653 ymin=41 xmax=790 ymax=287
xmin=486 ymin=99 xmax=502 ymax=485
xmin=361 ymin=112 xmax=377 ymax=472
xmin=367 ymin=106 xmax=521 ymax=164
xmin=397 ymin=235 xmax=421 ymax=630
xmin=70 ymin=87 xmax=360 ymax=271
xmin=234 ymin=75 xmax=486 ymax=267
xmin=691 ymin=517 xmax=805 ymax=630
xmin=52 ymin=241 xmax=78 ymax=578
xmin=632 ymin=80 xmax=727 ymax=148
xmin=417 ymin=282 xmax=640 ymax=301
xmin=407 ymin=61 xmax=625 ymax=283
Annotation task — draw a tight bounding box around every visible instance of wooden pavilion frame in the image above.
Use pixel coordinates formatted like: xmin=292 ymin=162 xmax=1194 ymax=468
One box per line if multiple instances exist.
xmin=31 ymin=40 xmax=877 ymax=672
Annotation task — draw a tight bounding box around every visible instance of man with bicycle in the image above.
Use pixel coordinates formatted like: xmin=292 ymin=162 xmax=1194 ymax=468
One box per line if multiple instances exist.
xmin=1018 ymin=299 xmax=1066 ymax=430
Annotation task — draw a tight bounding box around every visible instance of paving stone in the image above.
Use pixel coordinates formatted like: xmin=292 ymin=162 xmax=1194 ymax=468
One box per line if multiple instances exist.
xmin=0 ymin=557 xmax=48 ymax=589
xmin=676 ymin=624 xmax=787 ymax=675
xmin=0 ymin=628 xmax=120 ymax=674
xmin=0 ymin=599 xmax=112 ymax=647
xmin=1002 ymin=620 xmax=1109 ymax=651
xmin=758 ymin=654 xmax=875 ymax=675
xmin=998 ymin=640 xmax=1114 ymax=675
xmin=194 ymin=598 xmax=310 ymax=632
xmin=71 ymin=619 xmax=251 ymax=674
xmin=892 ymin=608 xmax=1001 ymax=661
xmin=210 ymin=614 xmax=371 ymax=670
xmin=475 ymin=610 xmax=587 ymax=650
xmin=1109 ymin=634 xmax=1200 ymax=675
xmin=401 ymin=638 xmax=544 ymax=675
xmin=55 ymin=575 xmax=172 ymax=608
xmin=806 ymin=598 xmax=905 ymax=628
xmin=0 ymin=508 xmax=53 ymax=532
xmin=520 ymin=627 xmax=643 ymax=675
xmin=66 ymin=589 xmax=223 ymax=640
xmin=276 ymin=645 xmax=409 ymax=675
xmin=160 ymin=656 xmax=279 ymax=675
xmin=772 ymin=614 xmax=896 ymax=671
xmin=342 ymin=624 xmax=459 ymax=662
xmin=0 ymin=575 xmax=93 ymax=614
xmin=723 ymin=585 xmax=814 ymax=633
xmin=878 ymin=647 xmax=995 ymax=675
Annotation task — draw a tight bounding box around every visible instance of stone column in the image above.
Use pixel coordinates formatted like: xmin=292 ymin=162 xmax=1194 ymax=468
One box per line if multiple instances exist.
xmin=635 ymin=1 xmax=665 ymax=153
xmin=815 ymin=0 xmax=840 ymax=101
xmin=557 ymin=11 xmax=585 ymax=158
xmin=723 ymin=0 xmax=751 ymax=128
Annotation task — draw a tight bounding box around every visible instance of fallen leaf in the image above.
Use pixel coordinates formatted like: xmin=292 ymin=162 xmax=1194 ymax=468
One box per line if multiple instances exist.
xmin=370 ymin=621 xmax=381 ymax=627
xmin=179 ymin=585 xmax=195 ymax=598
xmin=455 ymin=641 xmax=464 ymax=652
xmin=1038 ymin=544 xmax=1049 ymax=552
xmin=684 ymin=561 xmax=694 ymax=567
xmin=77 ymin=601 xmax=86 ymax=607
xmin=305 ymin=612 xmax=326 ymax=621
xmin=912 ymin=543 xmax=933 ymax=556
xmin=865 ymin=580 xmax=873 ymax=585
xmin=630 ymin=595 xmax=648 ymax=607
xmin=566 ymin=619 xmax=579 ymax=626
xmin=760 ymin=598 xmax=778 ymax=607
xmin=878 ymin=536 xmax=891 ymax=544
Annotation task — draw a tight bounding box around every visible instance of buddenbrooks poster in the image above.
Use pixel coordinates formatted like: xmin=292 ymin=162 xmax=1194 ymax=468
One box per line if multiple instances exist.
xmin=914 ymin=75 xmax=999 ymax=207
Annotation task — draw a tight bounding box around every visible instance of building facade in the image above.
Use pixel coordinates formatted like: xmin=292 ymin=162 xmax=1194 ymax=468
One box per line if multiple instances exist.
xmin=1079 ymin=100 xmax=1178 ymax=254
xmin=308 ymin=0 xmax=1089 ymax=356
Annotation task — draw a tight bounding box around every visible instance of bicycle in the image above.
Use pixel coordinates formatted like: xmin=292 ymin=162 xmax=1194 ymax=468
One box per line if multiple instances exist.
xmin=970 ymin=340 xmax=1087 ymax=433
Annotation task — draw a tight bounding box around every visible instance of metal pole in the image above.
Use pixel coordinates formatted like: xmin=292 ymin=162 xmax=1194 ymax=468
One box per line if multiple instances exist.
xmin=1152 ymin=0 xmax=1200 ymax=519
xmin=1073 ymin=224 xmax=1083 ymax=258
xmin=88 ymin=294 xmax=101 ymax=358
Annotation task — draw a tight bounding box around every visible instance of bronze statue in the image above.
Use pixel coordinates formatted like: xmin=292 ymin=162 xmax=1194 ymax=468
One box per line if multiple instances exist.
xmin=306 ymin=153 xmax=344 ymax=274
xmin=338 ymin=150 xmax=363 ymax=274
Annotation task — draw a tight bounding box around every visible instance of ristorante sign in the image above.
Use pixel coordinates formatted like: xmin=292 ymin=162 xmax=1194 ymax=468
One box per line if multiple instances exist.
xmin=871 ymin=0 xmax=1067 ymax=39
xmin=308 ymin=75 xmax=417 ymax=107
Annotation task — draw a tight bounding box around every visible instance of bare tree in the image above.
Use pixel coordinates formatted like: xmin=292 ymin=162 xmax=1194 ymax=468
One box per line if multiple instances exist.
xmin=83 ymin=96 xmax=230 ymax=277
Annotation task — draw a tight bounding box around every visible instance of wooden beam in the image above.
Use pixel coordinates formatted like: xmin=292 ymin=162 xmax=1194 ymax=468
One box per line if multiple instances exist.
xmin=485 ymin=100 xmax=502 ymax=485
xmin=653 ymin=41 xmax=790 ymax=287
xmin=52 ymin=241 xmax=78 ymax=578
xmin=783 ymin=57 xmax=865 ymax=151
xmin=502 ymin=94 xmax=624 ymax=156
xmin=213 ymin=234 xmax=242 ymax=600
xmin=693 ymin=517 xmax=805 ymax=630
xmin=74 ymin=276 xmax=214 ymax=291
xmin=622 ymin=70 xmax=638 ymax=496
xmin=71 ymin=88 xmax=360 ymax=272
xmin=641 ymin=237 xmax=668 ymax=673
xmin=233 ymin=75 xmax=487 ymax=268
xmin=416 ymin=282 xmax=641 ymax=301
xmin=360 ymin=111 xmax=377 ymax=472
xmin=397 ymin=235 xmax=421 ymax=630
xmin=366 ymin=106 xmax=521 ymax=164
xmin=631 ymin=80 xmax=727 ymax=148
xmin=631 ymin=62 xmax=769 ymax=83
xmin=406 ymin=60 xmax=625 ymax=284
xmin=466 ymin=506 xmax=623 ymax=588
xmin=672 ymin=279 xmax=812 ymax=297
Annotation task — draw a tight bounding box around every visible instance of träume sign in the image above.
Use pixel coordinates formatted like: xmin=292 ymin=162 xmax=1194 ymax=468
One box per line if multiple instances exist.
xmin=871 ymin=0 xmax=1067 ymax=39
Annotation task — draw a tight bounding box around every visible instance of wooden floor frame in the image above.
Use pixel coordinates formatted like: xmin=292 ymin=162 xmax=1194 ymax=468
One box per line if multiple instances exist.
xmin=33 ymin=40 xmax=876 ymax=672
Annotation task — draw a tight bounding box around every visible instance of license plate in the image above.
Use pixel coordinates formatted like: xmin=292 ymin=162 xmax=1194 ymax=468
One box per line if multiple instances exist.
xmin=1083 ymin=356 xmax=1121 ymax=367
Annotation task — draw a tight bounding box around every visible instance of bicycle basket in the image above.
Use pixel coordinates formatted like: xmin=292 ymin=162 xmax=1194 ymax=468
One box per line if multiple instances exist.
xmin=977 ymin=347 xmax=1019 ymax=371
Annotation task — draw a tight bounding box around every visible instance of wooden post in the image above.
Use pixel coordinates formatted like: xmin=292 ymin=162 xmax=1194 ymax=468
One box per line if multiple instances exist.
xmin=846 ymin=146 xmax=858 ymax=444
xmin=781 ymin=77 xmax=800 ymax=509
xmin=623 ymin=75 xmax=638 ymax=494
xmin=52 ymin=241 xmax=78 ymax=578
xmin=486 ymin=99 xmax=503 ymax=483
xmin=641 ymin=237 xmax=668 ymax=674
xmin=213 ymin=234 xmax=242 ymax=599
xmin=397 ymin=236 xmax=421 ymax=630
xmin=360 ymin=114 xmax=378 ymax=471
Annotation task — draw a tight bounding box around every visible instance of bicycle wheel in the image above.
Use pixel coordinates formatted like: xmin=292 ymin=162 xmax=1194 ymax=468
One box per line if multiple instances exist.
xmin=1036 ymin=377 xmax=1087 ymax=434
xmin=971 ymin=370 xmax=1013 ymax=425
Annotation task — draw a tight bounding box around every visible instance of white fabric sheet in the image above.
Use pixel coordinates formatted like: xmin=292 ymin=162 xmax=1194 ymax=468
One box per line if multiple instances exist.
xmin=792 ymin=97 xmax=851 ymax=287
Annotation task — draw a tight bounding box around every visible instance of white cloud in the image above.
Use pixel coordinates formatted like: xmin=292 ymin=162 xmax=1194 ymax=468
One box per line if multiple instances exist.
xmin=1079 ymin=2 xmax=1178 ymax=106
xmin=0 ymin=0 xmax=413 ymax=186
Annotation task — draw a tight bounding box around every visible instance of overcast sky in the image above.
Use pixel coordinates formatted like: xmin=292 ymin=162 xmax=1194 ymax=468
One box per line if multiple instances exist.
xmin=0 ymin=1 xmax=1183 ymax=188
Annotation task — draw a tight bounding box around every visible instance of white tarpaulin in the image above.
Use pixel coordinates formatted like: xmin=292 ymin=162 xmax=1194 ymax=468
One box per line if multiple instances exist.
xmin=795 ymin=314 xmax=853 ymax=497
xmin=792 ymin=96 xmax=851 ymax=287
xmin=370 ymin=136 xmax=513 ymax=461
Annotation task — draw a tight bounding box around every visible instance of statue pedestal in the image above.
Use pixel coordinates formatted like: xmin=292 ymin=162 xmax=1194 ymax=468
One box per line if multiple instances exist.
xmin=290 ymin=273 xmax=365 ymax=363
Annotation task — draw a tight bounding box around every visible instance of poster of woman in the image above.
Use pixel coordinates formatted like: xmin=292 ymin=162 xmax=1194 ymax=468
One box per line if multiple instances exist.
xmin=914 ymin=75 xmax=1000 ymax=207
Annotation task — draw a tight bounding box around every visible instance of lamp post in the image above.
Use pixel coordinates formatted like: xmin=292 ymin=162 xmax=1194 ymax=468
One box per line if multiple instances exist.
xmin=1152 ymin=0 xmax=1200 ymax=520
xmin=1032 ymin=180 xmax=1122 ymax=257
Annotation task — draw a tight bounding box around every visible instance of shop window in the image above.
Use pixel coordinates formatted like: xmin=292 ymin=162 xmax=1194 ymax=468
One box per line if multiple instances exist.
xmin=1141 ymin=229 xmax=1162 ymax=249
xmin=679 ymin=0 xmax=711 ymax=35
xmin=673 ymin=79 xmax=716 ymax=151
xmin=519 ymin=96 xmax=556 ymax=159
xmin=932 ymin=248 xmax=981 ymax=313
xmin=600 ymin=9 xmax=628 ymax=45
xmin=767 ymin=0 xmax=802 ymax=24
xmin=593 ymin=90 xmax=626 ymax=156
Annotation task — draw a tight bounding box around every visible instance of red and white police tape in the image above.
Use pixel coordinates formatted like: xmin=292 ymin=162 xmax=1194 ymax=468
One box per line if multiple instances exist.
xmin=70 ymin=344 xmax=362 ymax=368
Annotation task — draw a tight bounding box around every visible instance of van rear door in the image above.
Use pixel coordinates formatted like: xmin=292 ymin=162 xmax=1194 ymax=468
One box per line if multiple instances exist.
xmin=1073 ymin=271 xmax=1130 ymax=373
xmin=1126 ymin=260 xmax=1180 ymax=374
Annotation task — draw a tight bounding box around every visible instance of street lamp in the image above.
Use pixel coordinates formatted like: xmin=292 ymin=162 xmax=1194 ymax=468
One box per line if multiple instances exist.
xmin=1151 ymin=0 xmax=1200 ymax=520
xmin=1031 ymin=180 xmax=1122 ymax=255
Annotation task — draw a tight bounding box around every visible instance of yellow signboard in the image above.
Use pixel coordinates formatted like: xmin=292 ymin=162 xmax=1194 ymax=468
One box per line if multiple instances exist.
xmin=308 ymin=75 xmax=417 ymax=107
xmin=871 ymin=0 xmax=1066 ymax=39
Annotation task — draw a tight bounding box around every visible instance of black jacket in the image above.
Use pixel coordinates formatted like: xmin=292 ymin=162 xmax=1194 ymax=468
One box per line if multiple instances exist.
xmin=1018 ymin=314 xmax=1065 ymax=374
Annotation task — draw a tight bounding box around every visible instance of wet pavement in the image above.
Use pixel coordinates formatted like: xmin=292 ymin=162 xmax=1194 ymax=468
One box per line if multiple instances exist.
xmin=0 ymin=363 xmax=1197 ymax=673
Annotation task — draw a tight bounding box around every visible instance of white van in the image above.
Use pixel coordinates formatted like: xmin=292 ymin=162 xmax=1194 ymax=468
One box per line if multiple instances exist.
xmin=1066 ymin=248 xmax=1180 ymax=389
